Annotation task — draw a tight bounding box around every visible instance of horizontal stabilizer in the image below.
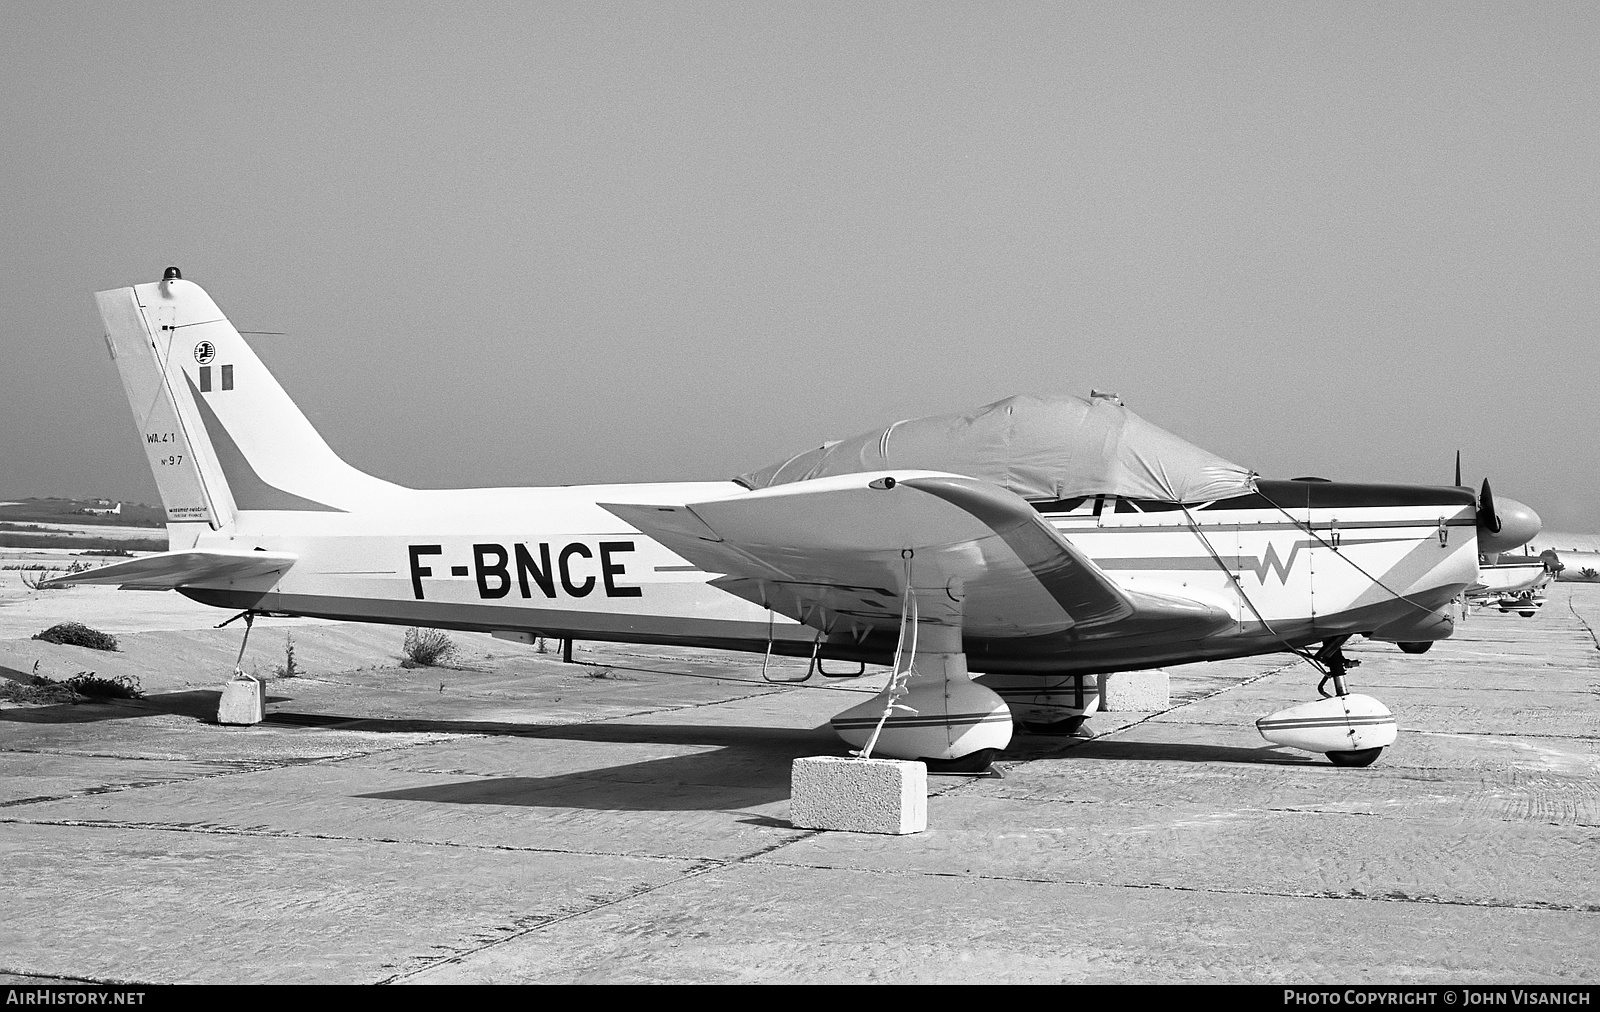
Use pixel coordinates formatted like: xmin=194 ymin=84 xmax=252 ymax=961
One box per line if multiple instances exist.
xmin=41 ymin=549 xmax=298 ymax=591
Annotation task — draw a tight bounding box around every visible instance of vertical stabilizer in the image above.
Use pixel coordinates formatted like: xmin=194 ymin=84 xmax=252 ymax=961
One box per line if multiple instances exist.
xmin=97 ymin=282 xmax=232 ymax=528
xmin=95 ymin=269 xmax=405 ymax=528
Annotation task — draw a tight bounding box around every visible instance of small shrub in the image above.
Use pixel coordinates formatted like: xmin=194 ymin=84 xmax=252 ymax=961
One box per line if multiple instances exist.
xmin=62 ymin=671 xmax=143 ymax=700
xmin=402 ymin=627 xmax=457 ymax=668
xmin=0 ymin=661 xmax=77 ymax=704
xmin=0 ymin=680 xmax=76 ymax=704
xmin=33 ymin=622 xmax=119 ymax=651
xmin=274 ymin=632 xmax=303 ymax=679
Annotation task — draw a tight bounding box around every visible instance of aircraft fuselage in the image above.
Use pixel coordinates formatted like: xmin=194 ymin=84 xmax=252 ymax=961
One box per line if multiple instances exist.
xmin=173 ymin=477 xmax=1480 ymax=676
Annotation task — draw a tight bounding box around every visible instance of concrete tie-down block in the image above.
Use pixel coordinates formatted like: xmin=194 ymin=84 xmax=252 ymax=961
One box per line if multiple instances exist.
xmin=217 ymin=676 xmax=265 ymax=726
xmin=790 ymin=756 xmax=927 ymax=835
xmin=1098 ymin=668 xmax=1170 ymax=711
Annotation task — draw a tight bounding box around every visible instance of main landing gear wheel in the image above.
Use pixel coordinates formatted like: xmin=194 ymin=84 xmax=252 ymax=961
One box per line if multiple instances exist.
xmin=1019 ymin=716 xmax=1086 ymax=736
xmin=920 ymin=748 xmax=1000 ymax=774
xmin=1326 ymin=747 xmax=1384 ymax=768
xmin=1397 ymin=641 xmax=1433 ymax=654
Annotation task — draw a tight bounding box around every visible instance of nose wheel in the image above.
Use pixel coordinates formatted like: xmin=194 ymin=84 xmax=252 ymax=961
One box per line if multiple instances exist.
xmin=1258 ymin=637 xmax=1398 ymax=766
xmin=1327 ymin=747 xmax=1384 ymax=768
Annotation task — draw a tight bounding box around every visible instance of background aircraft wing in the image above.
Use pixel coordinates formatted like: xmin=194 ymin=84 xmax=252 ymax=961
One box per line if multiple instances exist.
xmin=41 ymin=549 xmax=298 ymax=591
xmin=603 ymin=472 xmax=1139 ymax=639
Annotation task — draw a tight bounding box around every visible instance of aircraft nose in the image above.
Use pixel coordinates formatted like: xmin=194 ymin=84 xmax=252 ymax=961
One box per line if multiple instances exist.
xmin=1479 ymin=495 xmax=1542 ymax=555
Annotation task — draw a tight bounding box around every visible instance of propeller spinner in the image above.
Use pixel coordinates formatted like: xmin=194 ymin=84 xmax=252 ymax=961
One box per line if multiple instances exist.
xmin=1457 ymin=453 xmax=1541 ymax=555
xmin=1477 ymin=478 xmax=1541 ymax=555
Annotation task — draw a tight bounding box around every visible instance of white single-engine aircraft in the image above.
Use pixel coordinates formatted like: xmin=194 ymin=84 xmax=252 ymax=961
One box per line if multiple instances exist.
xmin=54 ymin=269 xmax=1543 ymax=770
xmin=1466 ymin=555 xmax=1557 ymax=618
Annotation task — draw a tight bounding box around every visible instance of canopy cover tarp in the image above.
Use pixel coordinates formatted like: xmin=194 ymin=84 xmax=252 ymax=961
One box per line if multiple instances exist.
xmin=737 ymin=393 xmax=1256 ymax=504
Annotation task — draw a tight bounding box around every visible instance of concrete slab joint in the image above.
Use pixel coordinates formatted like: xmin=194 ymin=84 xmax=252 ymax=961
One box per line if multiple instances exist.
xmin=217 ymin=675 xmax=264 ymax=726
xmin=789 ymin=756 xmax=927 ymax=835
xmin=1098 ymin=668 xmax=1170 ymax=711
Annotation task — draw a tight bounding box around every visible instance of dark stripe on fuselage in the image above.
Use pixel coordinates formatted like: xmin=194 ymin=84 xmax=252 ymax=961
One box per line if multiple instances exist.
xmin=1249 ymin=479 xmax=1476 ymax=511
xmin=1030 ymin=480 xmax=1476 ymax=516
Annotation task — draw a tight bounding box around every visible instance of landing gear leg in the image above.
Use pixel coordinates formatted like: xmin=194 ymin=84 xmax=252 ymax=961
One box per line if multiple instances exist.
xmin=829 ymin=580 xmax=1011 ymax=768
xmin=1314 ymin=635 xmax=1359 ymax=698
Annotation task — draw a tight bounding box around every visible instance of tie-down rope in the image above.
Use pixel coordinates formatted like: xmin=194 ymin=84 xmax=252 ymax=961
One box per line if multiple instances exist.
xmin=860 ymin=550 xmax=918 ymax=761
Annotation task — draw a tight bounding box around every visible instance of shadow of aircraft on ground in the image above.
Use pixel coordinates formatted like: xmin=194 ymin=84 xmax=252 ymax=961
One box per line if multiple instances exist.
xmin=1 ymin=668 xmax=1316 ymax=812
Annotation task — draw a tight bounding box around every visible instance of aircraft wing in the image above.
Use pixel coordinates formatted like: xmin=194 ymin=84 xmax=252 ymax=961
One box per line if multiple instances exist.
xmin=602 ymin=471 xmax=1139 ymax=639
xmin=40 ymin=549 xmax=298 ymax=591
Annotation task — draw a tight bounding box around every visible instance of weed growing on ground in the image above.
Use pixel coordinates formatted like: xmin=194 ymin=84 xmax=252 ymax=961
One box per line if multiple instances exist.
xmin=274 ymin=632 xmax=303 ymax=678
xmin=20 ymin=561 xmax=89 ymax=590
xmin=402 ymin=627 xmax=458 ymax=668
xmin=32 ymin=622 xmax=119 ymax=651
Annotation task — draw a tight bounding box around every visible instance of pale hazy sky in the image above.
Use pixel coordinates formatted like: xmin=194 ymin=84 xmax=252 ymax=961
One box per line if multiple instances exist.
xmin=3 ymin=3 xmax=1596 ymax=529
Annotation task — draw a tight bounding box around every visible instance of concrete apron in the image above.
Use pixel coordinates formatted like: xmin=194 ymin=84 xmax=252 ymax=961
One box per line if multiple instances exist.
xmin=0 ymin=586 xmax=1596 ymax=983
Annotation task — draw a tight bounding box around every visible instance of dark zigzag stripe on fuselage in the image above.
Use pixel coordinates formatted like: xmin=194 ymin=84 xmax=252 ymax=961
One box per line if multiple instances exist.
xmin=1086 ymin=537 xmax=1406 ymax=580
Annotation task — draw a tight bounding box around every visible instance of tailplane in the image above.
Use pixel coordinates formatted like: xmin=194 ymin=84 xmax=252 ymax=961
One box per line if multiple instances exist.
xmin=95 ymin=268 xmax=404 ymax=531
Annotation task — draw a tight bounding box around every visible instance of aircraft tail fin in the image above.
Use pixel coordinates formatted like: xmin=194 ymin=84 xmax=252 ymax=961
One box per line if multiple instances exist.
xmin=95 ymin=269 xmax=404 ymax=531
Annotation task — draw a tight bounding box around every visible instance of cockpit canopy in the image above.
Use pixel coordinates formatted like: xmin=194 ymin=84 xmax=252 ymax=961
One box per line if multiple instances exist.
xmin=737 ymin=392 xmax=1256 ymax=504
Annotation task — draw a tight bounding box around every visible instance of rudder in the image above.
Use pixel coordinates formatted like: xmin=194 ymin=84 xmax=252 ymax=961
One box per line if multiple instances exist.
xmin=97 ymin=280 xmax=232 ymax=528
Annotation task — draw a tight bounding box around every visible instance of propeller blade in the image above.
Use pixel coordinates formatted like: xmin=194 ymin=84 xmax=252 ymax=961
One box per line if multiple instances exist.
xmin=1479 ymin=478 xmax=1502 ymax=534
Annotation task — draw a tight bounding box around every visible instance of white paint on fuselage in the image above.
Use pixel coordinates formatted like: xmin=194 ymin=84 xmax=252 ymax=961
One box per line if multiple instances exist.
xmin=181 ymin=479 xmax=792 ymax=636
xmin=172 ymin=479 xmax=1481 ymax=666
xmin=1047 ymin=497 xmax=1479 ymax=636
